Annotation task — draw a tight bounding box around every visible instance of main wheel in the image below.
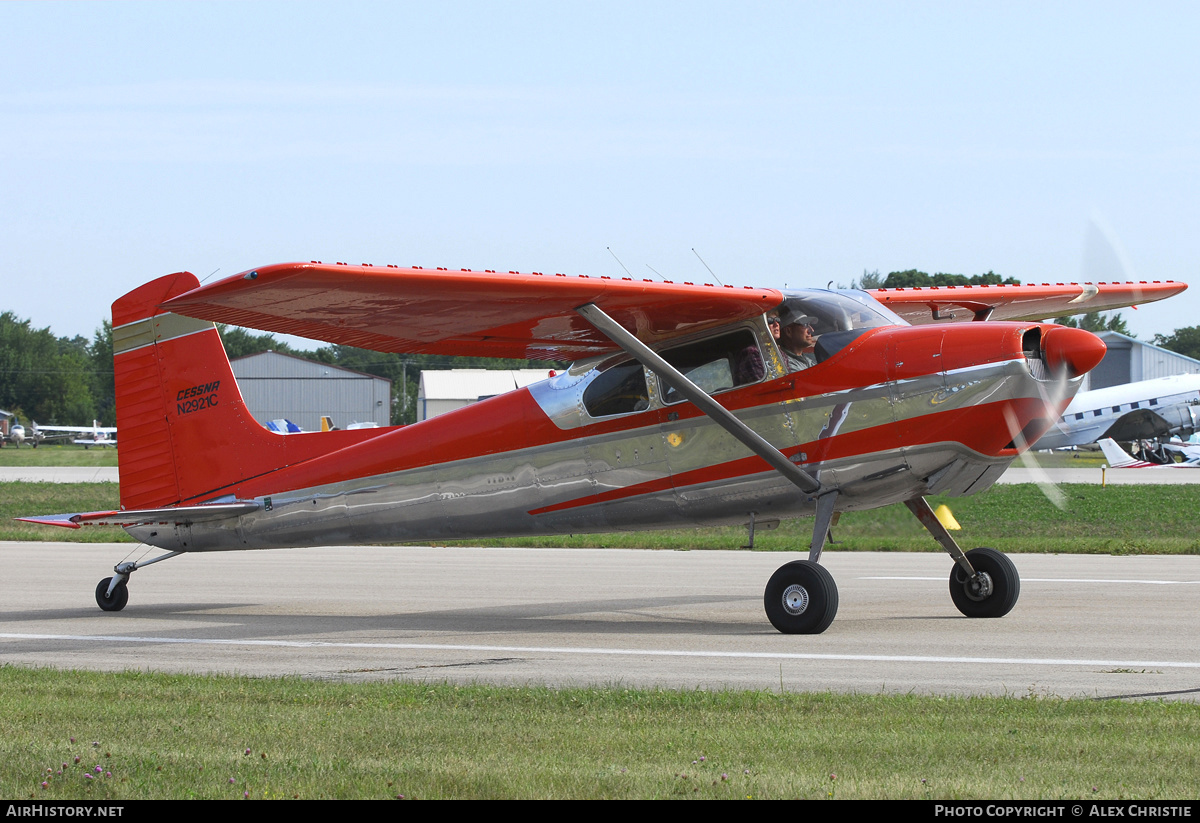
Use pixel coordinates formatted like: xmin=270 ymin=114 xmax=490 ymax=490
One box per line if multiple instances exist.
xmin=949 ymin=547 xmax=1019 ymax=618
xmin=95 ymin=577 xmax=129 ymax=612
xmin=764 ymin=560 xmax=839 ymax=634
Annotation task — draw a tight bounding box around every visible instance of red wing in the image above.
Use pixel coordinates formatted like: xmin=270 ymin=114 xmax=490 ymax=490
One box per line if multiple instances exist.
xmin=162 ymin=263 xmax=784 ymax=360
xmin=868 ymin=280 xmax=1187 ymax=325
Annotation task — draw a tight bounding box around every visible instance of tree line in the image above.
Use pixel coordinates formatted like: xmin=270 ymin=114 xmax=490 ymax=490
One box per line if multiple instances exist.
xmin=3 ymin=270 xmax=1199 ymax=427
xmin=0 ymin=313 xmax=559 ymax=427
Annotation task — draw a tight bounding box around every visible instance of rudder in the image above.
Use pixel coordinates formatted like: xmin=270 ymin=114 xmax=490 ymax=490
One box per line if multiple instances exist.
xmin=113 ymin=273 xmax=305 ymax=508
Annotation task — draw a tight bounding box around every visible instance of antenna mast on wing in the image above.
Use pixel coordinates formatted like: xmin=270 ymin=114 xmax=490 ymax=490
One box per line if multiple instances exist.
xmin=606 ymin=247 xmax=635 ymax=278
xmin=691 ymin=248 xmax=725 ymax=287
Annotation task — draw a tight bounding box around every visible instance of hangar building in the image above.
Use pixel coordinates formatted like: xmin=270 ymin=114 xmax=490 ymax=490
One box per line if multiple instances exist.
xmin=417 ymin=369 xmax=555 ymax=421
xmin=1085 ymin=332 xmax=1200 ymax=391
xmin=230 ymin=351 xmax=391 ymax=432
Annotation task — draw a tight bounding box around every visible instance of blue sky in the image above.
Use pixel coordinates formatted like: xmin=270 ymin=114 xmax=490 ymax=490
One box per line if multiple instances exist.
xmin=3 ymin=1 xmax=1197 ymax=343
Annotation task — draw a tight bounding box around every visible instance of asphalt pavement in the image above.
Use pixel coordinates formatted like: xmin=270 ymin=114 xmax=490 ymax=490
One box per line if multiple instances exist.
xmin=2 ymin=543 xmax=1197 ymax=699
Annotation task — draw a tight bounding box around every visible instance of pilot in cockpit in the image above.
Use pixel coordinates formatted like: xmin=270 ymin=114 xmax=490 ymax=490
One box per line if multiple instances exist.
xmin=778 ymin=315 xmax=818 ymax=372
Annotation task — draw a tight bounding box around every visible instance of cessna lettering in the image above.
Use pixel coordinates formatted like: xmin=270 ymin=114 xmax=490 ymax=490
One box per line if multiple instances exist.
xmin=175 ymin=381 xmax=220 ymax=415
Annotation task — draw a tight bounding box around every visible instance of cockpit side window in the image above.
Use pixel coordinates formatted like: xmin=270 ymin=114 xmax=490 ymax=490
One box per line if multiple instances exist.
xmin=776 ymin=290 xmax=902 ymax=364
xmin=582 ymin=360 xmax=649 ymax=418
xmin=661 ymin=329 xmax=764 ymax=404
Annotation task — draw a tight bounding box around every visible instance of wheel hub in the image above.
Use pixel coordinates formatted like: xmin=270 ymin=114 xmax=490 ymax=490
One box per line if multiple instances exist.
xmin=964 ymin=570 xmax=994 ymax=602
xmin=781 ymin=583 xmax=810 ymax=615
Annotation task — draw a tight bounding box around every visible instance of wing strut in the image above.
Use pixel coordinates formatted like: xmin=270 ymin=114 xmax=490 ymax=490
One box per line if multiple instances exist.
xmin=576 ymin=302 xmax=821 ymax=495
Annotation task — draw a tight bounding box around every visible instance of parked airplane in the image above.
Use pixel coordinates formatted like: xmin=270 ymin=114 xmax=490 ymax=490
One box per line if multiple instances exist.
xmin=19 ymin=264 xmax=1186 ymax=632
xmin=31 ymin=420 xmax=118 ymax=448
xmin=0 ymin=412 xmax=28 ymax=447
xmin=1034 ymin=374 xmax=1200 ymax=450
xmin=320 ymin=415 xmax=381 ymax=432
xmin=1097 ymin=437 xmax=1200 ymax=468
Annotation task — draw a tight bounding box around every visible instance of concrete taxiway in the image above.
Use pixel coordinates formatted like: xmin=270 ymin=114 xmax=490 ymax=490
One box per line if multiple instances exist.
xmin=2 ymin=542 xmax=1197 ymax=699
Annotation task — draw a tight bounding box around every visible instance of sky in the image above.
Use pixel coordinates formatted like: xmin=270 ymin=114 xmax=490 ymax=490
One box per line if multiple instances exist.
xmin=2 ymin=1 xmax=1198 ymax=345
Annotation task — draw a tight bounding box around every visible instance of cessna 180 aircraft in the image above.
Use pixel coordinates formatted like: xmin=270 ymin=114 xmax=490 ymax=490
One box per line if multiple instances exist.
xmin=20 ymin=263 xmax=1187 ymax=633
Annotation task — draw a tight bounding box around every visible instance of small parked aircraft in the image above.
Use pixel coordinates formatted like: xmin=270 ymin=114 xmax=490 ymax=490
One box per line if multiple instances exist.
xmin=1097 ymin=437 xmax=1200 ymax=468
xmin=0 ymin=414 xmax=115 ymax=448
xmin=20 ymin=263 xmax=1187 ymax=632
xmin=0 ymin=412 xmax=29 ymax=447
xmin=1035 ymin=373 xmax=1200 ymax=450
xmin=32 ymin=420 xmax=118 ymax=448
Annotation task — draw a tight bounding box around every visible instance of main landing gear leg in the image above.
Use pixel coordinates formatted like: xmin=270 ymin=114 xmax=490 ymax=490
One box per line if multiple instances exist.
xmin=904 ymin=496 xmax=1020 ymax=618
xmin=764 ymin=491 xmax=841 ymax=635
xmin=577 ymin=302 xmax=843 ymax=634
xmin=94 ymin=551 xmax=184 ymax=612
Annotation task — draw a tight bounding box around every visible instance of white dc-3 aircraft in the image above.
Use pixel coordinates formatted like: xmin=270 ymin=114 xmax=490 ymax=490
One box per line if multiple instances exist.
xmin=1036 ymin=373 xmax=1200 ymax=450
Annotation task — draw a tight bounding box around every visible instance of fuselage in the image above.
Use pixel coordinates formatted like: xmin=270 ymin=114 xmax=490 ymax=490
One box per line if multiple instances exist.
xmin=126 ymin=291 xmax=1083 ymax=552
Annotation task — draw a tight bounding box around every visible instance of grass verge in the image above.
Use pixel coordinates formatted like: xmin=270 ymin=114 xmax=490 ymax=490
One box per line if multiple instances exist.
xmin=0 ymin=444 xmax=118 ymax=466
xmin=4 ymin=666 xmax=1198 ymax=800
xmin=6 ymin=482 xmax=1200 ymax=553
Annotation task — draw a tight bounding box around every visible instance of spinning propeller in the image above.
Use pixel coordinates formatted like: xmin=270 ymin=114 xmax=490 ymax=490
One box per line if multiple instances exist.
xmin=1004 ymin=324 xmax=1108 ymax=509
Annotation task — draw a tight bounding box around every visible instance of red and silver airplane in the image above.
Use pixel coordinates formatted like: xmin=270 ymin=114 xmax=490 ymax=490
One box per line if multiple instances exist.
xmin=20 ymin=264 xmax=1187 ymax=633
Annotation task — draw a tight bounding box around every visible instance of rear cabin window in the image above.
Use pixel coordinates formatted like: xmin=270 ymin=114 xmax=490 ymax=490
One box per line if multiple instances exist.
xmin=583 ymin=361 xmax=649 ymax=418
xmin=661 ymin=329 xmax=764 ymax=404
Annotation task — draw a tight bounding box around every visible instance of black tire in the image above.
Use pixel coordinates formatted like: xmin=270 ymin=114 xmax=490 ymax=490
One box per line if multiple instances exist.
xmin=764 ymin=560 xmax=839 ymax=634
xmin=95 ymin=577 xmax=129 ymax=612
xmin=949 ymin=547 xmax=1019 ymax=618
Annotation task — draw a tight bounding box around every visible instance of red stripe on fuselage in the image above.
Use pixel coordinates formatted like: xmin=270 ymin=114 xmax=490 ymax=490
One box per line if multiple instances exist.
xmin=527 ymin=396 xmax=1044 ymax=515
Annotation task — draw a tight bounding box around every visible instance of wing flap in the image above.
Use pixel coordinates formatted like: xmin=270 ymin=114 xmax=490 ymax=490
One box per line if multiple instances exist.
xmin=868 ymin=281 xmax=1187 ymax=325
xmin=162 ymin=263 xmax=783 ymax=360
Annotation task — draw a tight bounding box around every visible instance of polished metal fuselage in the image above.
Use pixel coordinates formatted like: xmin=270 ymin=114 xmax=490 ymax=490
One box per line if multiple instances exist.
xmin=127 ymin=320 xmax=1063 ymax=553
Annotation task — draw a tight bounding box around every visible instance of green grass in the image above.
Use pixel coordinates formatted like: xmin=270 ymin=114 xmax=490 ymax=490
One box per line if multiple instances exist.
xmin=3 ymin=666 xmax=1198 ymax=800
xmin=0 ymin=443 xmax=118 ymax=466
xmin=1 ymin=482 xmax=128 ymax=542
xmin=7 ymin=481 xmax=1200 ymax=553
xmin=457 ymin=483 xmax=1200 ymax=555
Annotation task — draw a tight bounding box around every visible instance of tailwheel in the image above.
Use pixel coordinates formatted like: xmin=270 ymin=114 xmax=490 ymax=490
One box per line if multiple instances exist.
xmin=764 ymin=560 xmax=839 ymax=634
xmin=95 ymin=577 xmax=129 ymax=612
xmin=949 ymin=547 xmax=1020 ymax=618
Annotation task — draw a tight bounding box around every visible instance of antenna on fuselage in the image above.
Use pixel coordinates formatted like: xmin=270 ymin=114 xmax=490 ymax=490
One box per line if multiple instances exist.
xmin=691 ymin=248 xmax=725 ymax=286
xmin=200 ymin=268 xmax=221 ymax=285
xmin=606 ymin=247 xmax=635 ymax=279
xmin=645 ymin=264 xmax=667 ymax=281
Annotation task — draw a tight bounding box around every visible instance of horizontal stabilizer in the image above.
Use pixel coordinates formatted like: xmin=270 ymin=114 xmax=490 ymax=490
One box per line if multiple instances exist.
xmin=17 ymin=502 xmax=260 ymax=530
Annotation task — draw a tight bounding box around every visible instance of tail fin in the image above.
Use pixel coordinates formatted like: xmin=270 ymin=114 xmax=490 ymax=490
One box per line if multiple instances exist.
xmin=113 ymin=272 xmax=386 ymax=508
xmin=1097 ymin=438 xmax=1141 ymax=468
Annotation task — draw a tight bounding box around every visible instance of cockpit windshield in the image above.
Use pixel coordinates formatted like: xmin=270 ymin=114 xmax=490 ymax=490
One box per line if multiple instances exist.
xmin=776 ymin=289 xmax=906 ymax=336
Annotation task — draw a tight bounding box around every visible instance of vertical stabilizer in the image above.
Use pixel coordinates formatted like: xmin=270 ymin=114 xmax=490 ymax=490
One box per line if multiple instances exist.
xmin=1097 ymin=438 xmax=1141 ymax=468
xmin=113 ymin=272 xmax=393 ymax=508
xmin=114 ymin=272 xmax=291 ymax=507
